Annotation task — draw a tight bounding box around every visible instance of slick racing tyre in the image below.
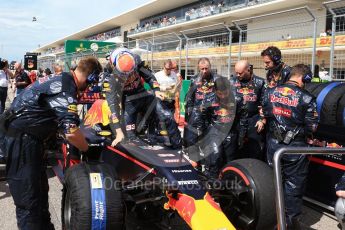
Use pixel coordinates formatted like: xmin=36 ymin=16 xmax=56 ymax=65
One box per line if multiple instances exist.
xmin=219 ymin=159 xmax=275 ymax=230
xmin=62 ymin=162 xmax=124 ymax=230
xmin=305 ymin=82 xmax=323 ymax=95
xmin=316 ymin=83 xmax=345 ymax=126
xmin=338 ymin=94 xmax=345 ymax=127
xmin=310 ymin=82 xmax=329 ymax=97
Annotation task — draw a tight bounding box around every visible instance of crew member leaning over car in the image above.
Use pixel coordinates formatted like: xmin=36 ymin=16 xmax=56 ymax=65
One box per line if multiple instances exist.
xmin=262 ymin=64 xmax=318 ymax=230
xmin=3 ymin=56 xmax=102 ymax=230
xmin=102 ymin=48 xmax=181 ymax=148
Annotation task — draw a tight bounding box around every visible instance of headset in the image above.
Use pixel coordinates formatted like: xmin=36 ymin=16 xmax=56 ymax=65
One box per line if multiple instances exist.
xmin=302 ymin=67 xmax=313 ymax=83
xmin=267 ymin=48 xmax=282 ymax=65
xmin=86 ymin=70 xmax=100 ymax=85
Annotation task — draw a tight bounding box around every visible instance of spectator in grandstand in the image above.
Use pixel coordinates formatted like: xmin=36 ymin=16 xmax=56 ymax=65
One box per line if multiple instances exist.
xmin=262 ymin=64 xmax=318 ymax=229
xmin=319 ymin=31 xmax=327 ymax=37
xmin=14 ymin=62 xmax=31 ymax=97
xmin=228 ymin=60 xmax=266 ymax=160
xmin=326 ymin=29 xmax=333 ymax=36
xmin=185 ymin=11 xmax=191 ymax=21
xmin=0 ymin=58 xmax=13 ymax=114
xmin=103 ymin=48 xmax=181 ymax=148
xmin=335 ymin=175 xmax=345 ymax=229
xmin=261 ymin=46 xmax=291 ymax=88
xmin=4 ymin=56 xmax=102 ymax=230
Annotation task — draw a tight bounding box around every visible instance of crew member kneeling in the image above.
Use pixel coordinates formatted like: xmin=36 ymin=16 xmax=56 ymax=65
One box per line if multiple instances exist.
xmin=262 ymin=64 xmax=318 ymax=229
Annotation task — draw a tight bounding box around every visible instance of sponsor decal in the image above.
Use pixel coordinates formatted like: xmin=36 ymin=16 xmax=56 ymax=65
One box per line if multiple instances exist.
xmin=68 ymin=104 xmax=78 ymax=113
xmin=243 ymin=95 xmax=257 ymax=102
xmin=219 ymin=117 xmax=233 ymax=123
xmin=66 ymin=123 xmax=78 ymax=134
xmin=171 ymin=169 xmax=193 ymax=173
xmin=177 ymin=180 xmax=199 ymax=185
xmin=49 ymin=97 xmax=68 ymax=107
xmin=164 ymin=193 xmax=196 ymax=226
xmin=90 ymin=173 xmax=103 ymax=189
xmin=90 ymin=172 xmax=107 ymax=229
xmin=275 ymin=87 xmax=296 ymax=96
xmin=273 ymin=107 xmax=292 ymax=118
xmin=49 ymin=81 xmax=62 ymax=94
xmin=215 ymin=108 xmax=229 ymax=117
xmin=195 ymin=93 xmax=205 ymax=100
xmin=153 ymin=81 xmax=160 ymax=88
xmin=197 ymin=86 xmax=213 ymax=93
xmin=67 ymin=96 xmax=74 ymax=103
xmin=111 ymin=114 xmax=119 ymax=123
xmin=270 ymin=94 xmax=298 ymax=107
xmin=138 ymin=145 xmax=164 ymax=150
xmin=164 ymin=159 xmax=186 ymax=163
xmin=233 ymin=82 xmax=241 ymax=87
xmin=237 ymin=87 xmax=254 ymax=95
xmin=126 ymin=124 xmax=135 ymax=131
xmin=158 ymin=154 xmax=176 ymax=157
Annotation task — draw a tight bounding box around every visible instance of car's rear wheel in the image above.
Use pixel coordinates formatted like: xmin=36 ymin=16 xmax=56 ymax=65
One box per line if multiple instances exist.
xmin=218 ymin=159 xmax=276 ymax=230
xmin=62 ymin=162 xmax=124 ymax=230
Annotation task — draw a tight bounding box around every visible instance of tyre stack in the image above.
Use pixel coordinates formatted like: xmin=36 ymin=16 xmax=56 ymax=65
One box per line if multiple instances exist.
xmin=305 ymin=82 xmax=345 ymax=127
xmin=305 ymin=82 xmax=345 ymax=208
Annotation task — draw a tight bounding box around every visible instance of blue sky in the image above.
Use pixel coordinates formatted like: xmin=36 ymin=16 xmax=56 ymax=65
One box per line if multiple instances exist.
xmin=0 ymin=0 xmax=149 ymax=62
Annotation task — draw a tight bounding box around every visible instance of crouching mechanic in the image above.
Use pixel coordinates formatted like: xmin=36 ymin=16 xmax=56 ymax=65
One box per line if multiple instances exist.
xmin=103 ymin=48 xmax=181 ymax=148
xmin=4 ymin=56 xmax=102 ymax=230
xmin=262 ymin=64 xmax=318 ymax=229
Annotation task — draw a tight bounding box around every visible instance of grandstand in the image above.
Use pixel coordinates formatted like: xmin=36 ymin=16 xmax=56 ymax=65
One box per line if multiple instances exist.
xmin=34 ymin=0 xmax=345 ymax=80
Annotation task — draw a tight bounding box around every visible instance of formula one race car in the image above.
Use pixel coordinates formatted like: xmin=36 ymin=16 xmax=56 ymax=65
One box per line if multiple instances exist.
xmin=60 ymin=99 xmax=276 ymax=230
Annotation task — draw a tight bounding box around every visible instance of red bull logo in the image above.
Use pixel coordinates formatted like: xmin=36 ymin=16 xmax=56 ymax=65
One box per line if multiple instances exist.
xmin=237 ymin=87 xmax=254 ymax=95
xmin=197 ymin=86 xmax=213 ymax=93
xmin=164 ymin=192 xmax=235 ymax=229
xmin=164 ymin=192 xmax=196 ymax=226
xmin=84 ymin=99 xmax=111 ymax=126
xmin=270 ymin=95 xmax=298 ymax=107
xmin=215 ymin=108 xmax=230 ymax=117
xmin=275 ymin=87 xmax=296 ymax=96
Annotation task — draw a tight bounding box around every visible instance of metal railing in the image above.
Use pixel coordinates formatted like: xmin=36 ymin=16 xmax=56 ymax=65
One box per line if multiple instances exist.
xmin=273 ymin=147 xmax=345 ymax=230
